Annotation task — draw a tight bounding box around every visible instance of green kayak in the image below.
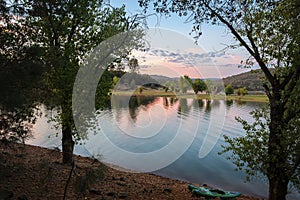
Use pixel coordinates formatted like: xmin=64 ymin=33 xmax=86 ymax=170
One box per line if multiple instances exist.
xmin=188 ymin=184 xmax=241 ymax=199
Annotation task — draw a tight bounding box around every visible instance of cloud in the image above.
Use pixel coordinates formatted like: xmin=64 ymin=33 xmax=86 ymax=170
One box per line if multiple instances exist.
xmin=132 ymin=47 xmax=246 ymax=78
xmin=145 ymin=48 xmax=234 ymax=67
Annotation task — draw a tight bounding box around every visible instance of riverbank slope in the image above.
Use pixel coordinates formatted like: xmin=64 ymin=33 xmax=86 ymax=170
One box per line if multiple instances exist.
xmin=0 ymin=142 xmax=261 ymax=199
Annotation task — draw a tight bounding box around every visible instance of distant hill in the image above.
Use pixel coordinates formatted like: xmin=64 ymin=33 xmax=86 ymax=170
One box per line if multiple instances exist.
xmin=148 ymin=70 xmax=270 ymax=92
xmin=222 ymin=69 xmax=270 ymax=91
xmin=150 ymin=75 xmax=178 ymax=83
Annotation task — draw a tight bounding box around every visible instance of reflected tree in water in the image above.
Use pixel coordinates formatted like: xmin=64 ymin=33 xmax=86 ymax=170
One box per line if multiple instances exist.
xmin=128 ymin=96 xmax=158 ymax=121
xmin=225 ymin=100 xmax=234 ymax=108
xmin=177 ymin=98 xmax=192 ymax=117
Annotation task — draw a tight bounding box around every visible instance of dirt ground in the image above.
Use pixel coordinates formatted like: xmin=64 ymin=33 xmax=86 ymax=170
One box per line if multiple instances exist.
xmin=0 ymin=142 xmax=262 ymax=200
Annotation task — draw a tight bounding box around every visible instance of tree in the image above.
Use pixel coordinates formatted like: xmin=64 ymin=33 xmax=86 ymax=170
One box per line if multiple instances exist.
xmin=192 ymin=79 xmax=207 ymax=94
xmin=164 ymin=80 xmax=175 ymax=92
xmin=205 ymin=79 xmax=224 ymax=94
xmin=23 ymin=0 xmax=139 ymax=164
xmin=137 ymin=86 xmax=143 ymax=94
xmin=128 ymin=57 xmax=139 ymax=73
xmin=204 ymin=79 xmax=213 ymax=94
xmin=0 ymin=1 xmax=46 ymax=143
xmin=236 ymin=87 xmax=248 ymax=96
xmin=178 ymin=75 xmax=192 ymax=93
xmin=139 ymin=0 xmax=300 ymax=199
xmin=113 ymin=76 xmax=120 ymax=86
xmin=225 ymin=84 xmax=234 ymax=95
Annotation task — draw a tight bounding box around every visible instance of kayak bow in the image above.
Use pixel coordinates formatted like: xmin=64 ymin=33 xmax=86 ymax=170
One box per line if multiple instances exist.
xmin=188 ymin=184 xmax=241 ymax=199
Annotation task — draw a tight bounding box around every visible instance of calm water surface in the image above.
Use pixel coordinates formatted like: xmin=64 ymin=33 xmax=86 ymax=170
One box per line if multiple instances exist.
xmin=29 ymin=96 xmax=299 ymax=199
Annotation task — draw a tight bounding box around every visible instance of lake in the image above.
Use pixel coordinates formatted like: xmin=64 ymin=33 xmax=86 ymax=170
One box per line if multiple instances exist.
xmin=28 ymin=96 xmax=299 ymax=199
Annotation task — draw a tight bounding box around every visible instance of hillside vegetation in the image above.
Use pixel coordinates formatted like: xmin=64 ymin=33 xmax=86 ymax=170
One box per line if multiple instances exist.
xmin=222 ymin=69 xmax=272 ymax=91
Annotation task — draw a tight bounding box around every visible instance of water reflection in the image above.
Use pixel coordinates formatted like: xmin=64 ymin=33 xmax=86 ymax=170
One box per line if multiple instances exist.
xmin=111 ymin=96 xmax=218 ymax=122
xmin=205 ymin=100 xmax=211 ymax=112
xmin=169 ymin=97 xmax=178 ymax=107
xmin=111 ymin=95 xmax=159 ymax=122
xmin=225 ymin=100 xmax=234 ymax=107
xmin=211 ymin=99 xmax=220 ymax=108
xmin=128 ymin=96 xmax=158 ymax=121
xmin=30 ymin=97 xmax=298 ymax=199
xmin=177 ymin=98 xmax=192 ymax=117
xmin=113 ymin=96 xmax=228 ymax=121
xmin=236 ymin=100 xmax=247 ymax=105
xmin=162 ymin=97 xmax=169 ymax=109
xmin=194 ymin=99 xmax=204 ymax=108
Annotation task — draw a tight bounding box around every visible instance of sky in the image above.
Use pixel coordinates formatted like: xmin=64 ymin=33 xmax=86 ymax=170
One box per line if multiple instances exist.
xmin=109 ymin=0 xmax=251 ymax=78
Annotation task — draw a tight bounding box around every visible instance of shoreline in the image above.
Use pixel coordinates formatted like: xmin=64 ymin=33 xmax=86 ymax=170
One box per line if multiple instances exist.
xmin=111 ymin=91 xmax=269 ymax=103
xmin=0 ymin=141 xmax=262 ymax=199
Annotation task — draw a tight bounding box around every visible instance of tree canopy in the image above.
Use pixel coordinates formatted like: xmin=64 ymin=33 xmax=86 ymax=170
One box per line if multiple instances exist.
xmin=1 ymin=0 xmax=142 ymax=164
xmin=0 ymin=0 xmax=46 ymax=142
xmin=225 ymin=84 xmax=234 ymax=95
xmin=178 ymin=75 xmax=192 ymax=93
xmin=192 ymin=79 xmax=207 ymax=94
xmin=236 ymin=87 xmax=248 ymax=96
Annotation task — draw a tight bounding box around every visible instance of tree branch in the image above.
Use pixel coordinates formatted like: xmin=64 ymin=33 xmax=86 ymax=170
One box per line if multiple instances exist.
xmin=263 ymin=83 xmax=272 ymax=99
xmin=204 ymin=3 xmax=275 ymax=86
xmin=245 ymin=23 xmax=274 ymax=85
xmin=281 ymin=66 xmax=300 ymax=91
xmin=67 ymin=17 xmax=81 ymax=44
xmin=45 ymin=2 xmax=58 ymax=47
xmin=280 ymin=70 xmax=295 ymax=90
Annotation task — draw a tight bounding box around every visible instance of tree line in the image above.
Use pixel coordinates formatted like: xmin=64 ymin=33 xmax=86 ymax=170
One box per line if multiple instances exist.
xmin=163 ymin=75 xmax=248 ymax=96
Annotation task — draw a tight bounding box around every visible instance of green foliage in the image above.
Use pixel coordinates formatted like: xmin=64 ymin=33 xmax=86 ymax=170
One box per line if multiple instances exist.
xmin=128 ymin=57 xmax=139 ymax=73
xmin=1 ymin=0 xmax=142 ymax=163
xmin=204 ymin=80 xmax=213 ymax=94
xmin=0 ymin=108 xmax=38 ymax=143
xmin=223 ymin=70 xmax=269 ymax=91
xmin=113 ymin=76 xmax=120 ymax=86
xmin=221 ymin=105 xmax=300 ymax=190
xmin=225 ymin=84 xmax=234 ymax=95
xmin=236 ymin=87 xmax=248 ymax=96
xmin=178 ymin=75 xmax=192 ymax=93
xmin=23 ymin=0 xmax=140 ymax=148
xmin=0 ymin=1 xmax=46 ymax=142
xmin=205 ymin=79 xmax=224 ymax=94
xmin=163 ymin=80 xmax=175 ymax=92
xmin=220 ymin=106 xmax=270 ymax=181
xmin=95 ymin=70 xmax=123 ymax=110
xmin=137 ymin=86 xmax=143 ymax=94
xmin=192 ymin=79 xmax=207 ymax=94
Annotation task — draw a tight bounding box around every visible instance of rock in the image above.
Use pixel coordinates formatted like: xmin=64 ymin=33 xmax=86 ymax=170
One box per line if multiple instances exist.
xmin=17 ymin=195 xmax=28 ymax=200
xmin=116 ymin=181 xmax=127 ymax=186
xmin=89 ymin=189 xmax=102 ymax=195
xmin=106 ymin=192 xmax=115 ymax=197
xmin=163 ymin=188 xmax=172 ymax=193
xmin=118 ymin=192 xmax=128 ymax=199
xmin=119 ymin=177 xmax=125 ymax=181
xmin=0 ymin=189 xmax=13 ymax=199
xmin=15 ymin=154 xmax=25 ymax=158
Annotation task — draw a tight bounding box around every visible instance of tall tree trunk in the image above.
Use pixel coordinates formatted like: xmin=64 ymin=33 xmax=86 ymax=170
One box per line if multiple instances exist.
xmin=62 ymin=122 xmax=74 ymax=164
xmin=268 ymin=176 xmax=288 ymax=200
xmin=61 ymin=102 xmax=74 ymax=164
xmin=267 ymin=86 xmax=288 ymax=200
